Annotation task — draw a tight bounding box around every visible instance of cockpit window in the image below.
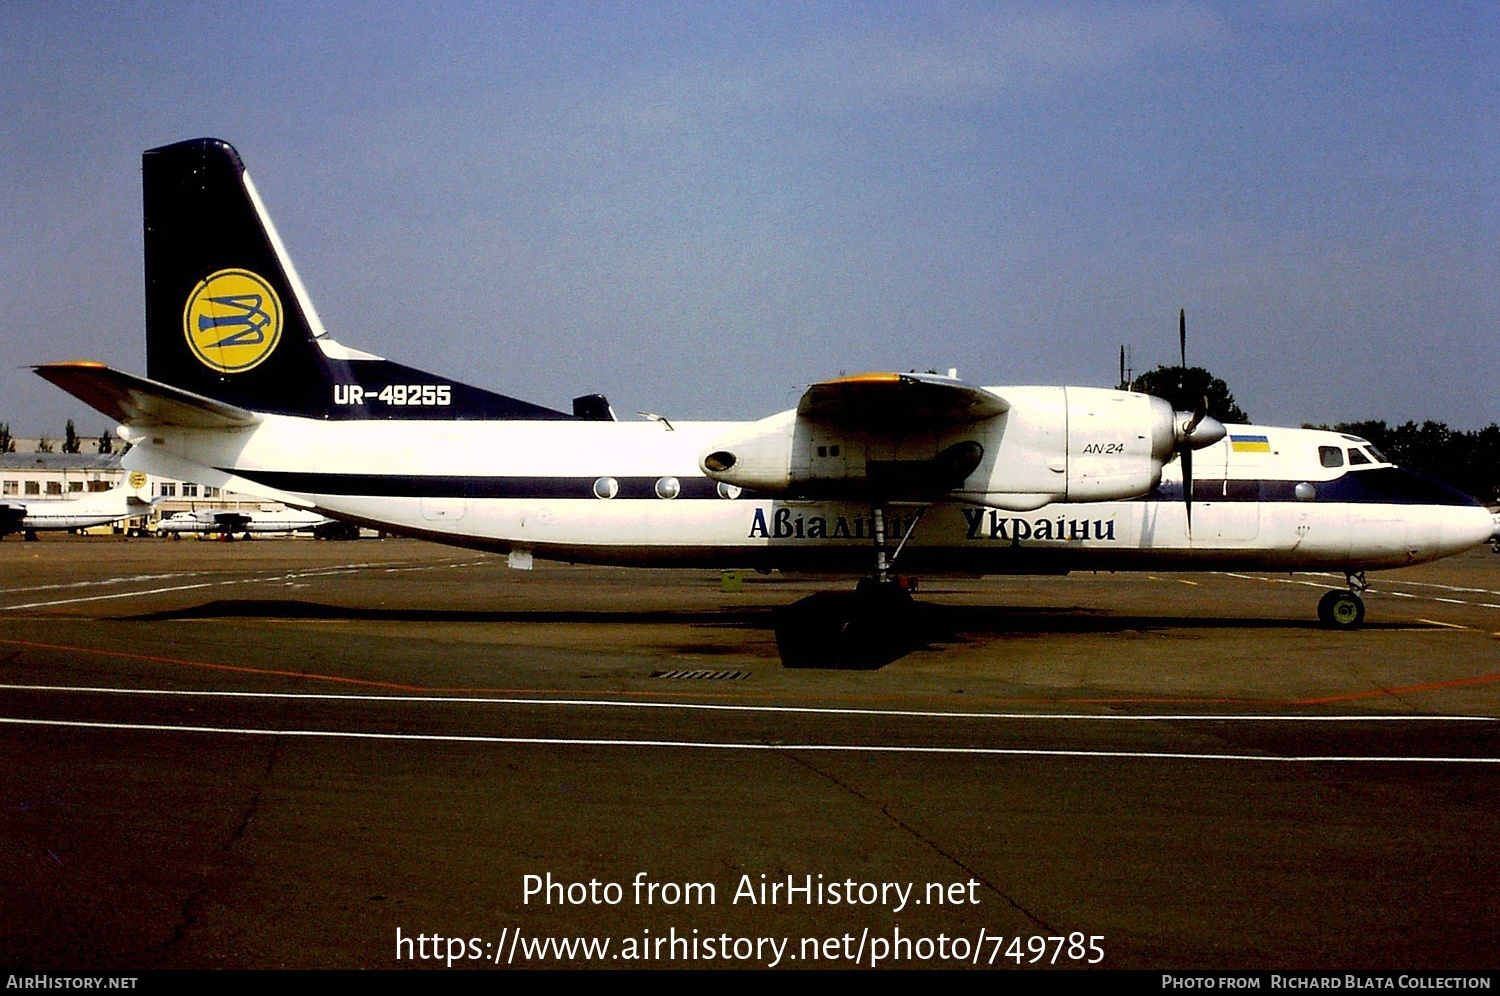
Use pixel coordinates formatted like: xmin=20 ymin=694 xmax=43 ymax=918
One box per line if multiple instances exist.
xmin=1348 ymin=448 xmax=1371 ymax=466
xmin=1319 ymin=446 xmax=1344 ymax=468
xmin=1365 ymin=445 xmax=1387 ymax=463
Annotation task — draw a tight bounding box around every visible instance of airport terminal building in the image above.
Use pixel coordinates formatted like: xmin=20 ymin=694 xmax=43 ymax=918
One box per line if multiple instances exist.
xmin=1 ymin=445 xmax=275 ymax=531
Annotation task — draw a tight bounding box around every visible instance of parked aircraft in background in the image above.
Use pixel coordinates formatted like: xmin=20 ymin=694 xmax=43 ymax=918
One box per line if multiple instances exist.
xmin=0 ymin=483 xmax=153 ymax=540
xmin=155 ymin=507 xmax=352 ymax=540
xmin=34 ymin=139 xmax=1496 ymax=663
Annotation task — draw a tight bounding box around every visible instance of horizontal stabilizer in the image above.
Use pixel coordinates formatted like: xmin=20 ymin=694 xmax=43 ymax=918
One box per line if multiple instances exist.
xmin=797 ymin=372 xmax=1008 ymax=428
xmin=33 ymin=362 xmax=262 ymax=429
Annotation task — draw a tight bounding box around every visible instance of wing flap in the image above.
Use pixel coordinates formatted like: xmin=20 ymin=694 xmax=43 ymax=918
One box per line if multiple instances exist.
xmin=34 ymin=362 xmax=262 ymax=429
xmin=797 ymin=372 xmax=1007 ymax=427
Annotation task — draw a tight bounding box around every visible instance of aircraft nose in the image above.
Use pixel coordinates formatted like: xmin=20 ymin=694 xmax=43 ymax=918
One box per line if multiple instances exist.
xmin=1439 ymin=506 xmax=1497 ymax=557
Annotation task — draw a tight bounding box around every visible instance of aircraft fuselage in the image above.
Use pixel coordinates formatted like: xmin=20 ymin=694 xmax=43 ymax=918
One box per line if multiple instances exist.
xmin=119 ymin=413 xmax=1491 ymax=574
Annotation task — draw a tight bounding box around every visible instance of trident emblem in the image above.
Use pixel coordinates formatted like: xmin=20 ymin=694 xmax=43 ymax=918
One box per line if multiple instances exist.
xmin=197 ymin=293 xmax=272 ymax=347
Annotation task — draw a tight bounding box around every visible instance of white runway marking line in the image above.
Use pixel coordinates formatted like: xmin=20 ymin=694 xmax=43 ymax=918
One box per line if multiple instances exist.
xmin=1299 ymin=571 xmax=1500 ymax=598
xmin=1220 ymin=572 xmax=1500 ymax=610
xmin=1 ymin=715 xmax=1497 ymax=764
xmin=0 ymin=560 xmax=484 ymax=611
xmin=0 ymin=572 xmax=201 ymax=596
xmin=2 ymin=684 xmax=1496 ymax=723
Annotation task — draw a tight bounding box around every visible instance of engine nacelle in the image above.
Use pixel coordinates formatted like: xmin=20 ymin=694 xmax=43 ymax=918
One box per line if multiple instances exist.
xmin=700 ymin=386 xmax=1185 ymax=507
xmin=700 ymin=410 xmax=799 ymax=492
xmin=700 ymin=409 xmax=986 ymax=500
xmin=1064 ymin=387 xmax=1178 ymax=501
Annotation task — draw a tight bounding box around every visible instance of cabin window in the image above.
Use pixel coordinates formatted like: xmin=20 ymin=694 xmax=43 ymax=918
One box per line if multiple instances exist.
xmin=1318 ymin=446 xmax=1344 ymax=468
xmin=592 ymin=477 xmax=618 ymax=500
xmin=655 ymin=476 xmax=681 ymax=500
xmin=716 ymin=482 xmax=741 ymax=500
xmin=1347 ymin=449 xmax=1371 ymax=466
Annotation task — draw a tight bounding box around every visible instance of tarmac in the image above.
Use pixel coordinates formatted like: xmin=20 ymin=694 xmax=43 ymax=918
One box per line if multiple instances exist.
xmin=2 ymin=534 xmax=1498 ymax=969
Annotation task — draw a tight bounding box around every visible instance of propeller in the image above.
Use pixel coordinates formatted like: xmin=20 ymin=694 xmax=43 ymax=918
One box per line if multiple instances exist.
xmin=1171 ymin=310 xmax=1224 ymax=535
xmin=1179 ymin=396 xmax=1210 ymax=531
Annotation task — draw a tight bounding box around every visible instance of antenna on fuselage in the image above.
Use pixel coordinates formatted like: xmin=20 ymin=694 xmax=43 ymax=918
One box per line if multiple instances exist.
xmin=1118 ymin=344 xmax=1134 ymax=390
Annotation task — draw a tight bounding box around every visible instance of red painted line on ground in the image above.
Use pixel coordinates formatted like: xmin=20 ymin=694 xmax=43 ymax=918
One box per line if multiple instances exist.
xmin=0 ymin=637 xmax=431 ymax=693
xmin=1291 ymin=672 xmax=1500 ymax=705
xmin=0 ymin=637 xmax=1267 ymax=705
xmin=4 ymin=636 xmax=1497 ymax=712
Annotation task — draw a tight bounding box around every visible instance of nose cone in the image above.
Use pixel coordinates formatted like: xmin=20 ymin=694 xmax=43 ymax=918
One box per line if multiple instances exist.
xmin=1180 ymin=414 xmax=1226 ymax=450
xmin=1438 ymin=505 xmax=1499 ymax=558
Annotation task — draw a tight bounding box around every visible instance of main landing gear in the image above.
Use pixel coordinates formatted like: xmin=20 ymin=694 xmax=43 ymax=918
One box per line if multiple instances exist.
xmin=775 ymin=505 xmax=926 ymax=669
xmin=1317 ymin=571 xmax=1367 ymax=630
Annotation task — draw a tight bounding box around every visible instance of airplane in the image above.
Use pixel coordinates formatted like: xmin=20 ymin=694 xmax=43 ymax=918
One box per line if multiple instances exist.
xmin=155 ymin=506 xmax=350 ymax=540
xmin=33 ymin=138 xmax=1496 ymax=664
xmin=0 ymin=482 xmax=154 ymax=541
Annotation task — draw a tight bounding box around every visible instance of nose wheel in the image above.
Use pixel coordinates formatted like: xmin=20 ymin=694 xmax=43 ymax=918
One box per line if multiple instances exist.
xmin=1317 ymin=572 xmax=1367 ymax=629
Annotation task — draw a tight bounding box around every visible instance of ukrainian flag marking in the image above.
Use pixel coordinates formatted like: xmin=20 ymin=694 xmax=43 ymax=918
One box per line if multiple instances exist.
xmin=1230 ymin=434 xmax=1271 ymax=453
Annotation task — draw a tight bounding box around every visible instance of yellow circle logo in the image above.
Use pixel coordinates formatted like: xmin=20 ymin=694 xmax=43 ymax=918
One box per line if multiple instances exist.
xmin=128 ymin=472 xmax=147 ymax=490
xmin=183 ymin=269 xmax=283 ymax=373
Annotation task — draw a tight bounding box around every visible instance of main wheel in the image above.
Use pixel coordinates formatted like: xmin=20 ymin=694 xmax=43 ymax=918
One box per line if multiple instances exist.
xmin=1317 ymin=590 xmax=1365 ymax=629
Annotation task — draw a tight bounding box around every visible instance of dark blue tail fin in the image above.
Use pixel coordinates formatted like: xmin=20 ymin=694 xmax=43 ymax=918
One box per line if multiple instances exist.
xmin=143 ymin=138 xmax=570 ymax=420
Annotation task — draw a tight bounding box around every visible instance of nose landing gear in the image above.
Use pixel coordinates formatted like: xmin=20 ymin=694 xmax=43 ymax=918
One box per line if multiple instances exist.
xmin=1316 ymin=571 xmax=1367 ymax=629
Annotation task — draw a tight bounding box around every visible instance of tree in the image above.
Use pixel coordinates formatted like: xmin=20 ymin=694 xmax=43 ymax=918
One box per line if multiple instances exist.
xmin=36 ymin=437 xmax=54 ymax=453
xmin=0 ymin=423 xmax=13 ymax=454
xmin=1130 ymin=365 xmax=1250 ymax=424
xmin=97 ymin=430 xmax=114 ymax=455
xmin=62 ymin=419 xmax=80 ymax=454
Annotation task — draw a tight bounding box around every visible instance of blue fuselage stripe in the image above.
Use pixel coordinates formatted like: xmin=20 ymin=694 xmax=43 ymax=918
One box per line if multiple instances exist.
xmin=224 ymin=467 xmax=1479 ymax=507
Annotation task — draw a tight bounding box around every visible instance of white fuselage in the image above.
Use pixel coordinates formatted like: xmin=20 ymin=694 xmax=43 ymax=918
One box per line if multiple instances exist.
xmin=119 ymin=411 xmax=1493 ymax=574
xmin=156 ymin=508 xmax=332 ymax=535
xmin=1 ymin=486 xmax=144 ymax=533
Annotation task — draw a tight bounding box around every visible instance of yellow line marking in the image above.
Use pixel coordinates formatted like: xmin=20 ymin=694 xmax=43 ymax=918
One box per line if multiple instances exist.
xmin=1416 ymin=619 xmax=1469 ymax=630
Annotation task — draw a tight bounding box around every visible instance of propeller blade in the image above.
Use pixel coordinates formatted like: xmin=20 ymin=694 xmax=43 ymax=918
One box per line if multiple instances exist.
xmin=1179 ymin=308 xmax=1187 ymax=369
xmin=1119 ymin=345 xmax=1125 ymax=387
xmin=1185 ymin=394 xmax=1209 ymax=435
xmin=1182 ymin=445 xmax=1194 ymax=535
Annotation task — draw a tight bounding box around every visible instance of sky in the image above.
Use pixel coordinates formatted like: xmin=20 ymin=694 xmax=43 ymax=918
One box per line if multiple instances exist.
xmin=2 ymin=1 xmax=1495 ymax=438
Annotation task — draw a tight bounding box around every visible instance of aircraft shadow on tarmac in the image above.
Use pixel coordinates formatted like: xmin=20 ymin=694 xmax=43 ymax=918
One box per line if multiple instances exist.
xmin=125 ymin=596 xmax=1353 ymax=671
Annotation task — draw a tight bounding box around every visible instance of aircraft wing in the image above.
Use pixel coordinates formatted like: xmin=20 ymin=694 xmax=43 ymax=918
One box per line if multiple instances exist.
xmin=33 ymin=362 xmax=262 ymax=430
xmin=796 ymin=372 xmax=1007 ymax=428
